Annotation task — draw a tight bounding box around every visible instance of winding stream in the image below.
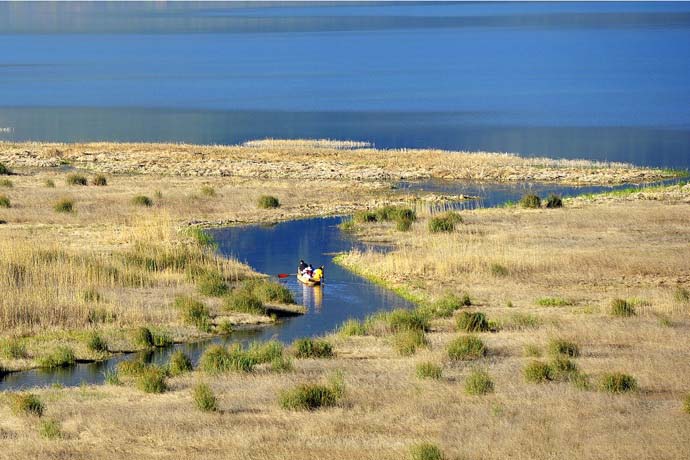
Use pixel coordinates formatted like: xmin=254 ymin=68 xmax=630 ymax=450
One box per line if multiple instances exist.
xmin=0 ymin=179 xmax=682 ymax=391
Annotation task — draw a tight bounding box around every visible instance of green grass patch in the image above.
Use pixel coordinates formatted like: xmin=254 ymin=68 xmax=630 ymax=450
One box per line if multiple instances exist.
xmin=456 ymin=311 xmax=489 ymax=332
xmin=410 ymin=442 xmax=445 ymax=460
xmin=338 ymin=318 xmax=366 ymax=337
xmin=224 ymin=291 xmax=265 ymax=315
xmin=465 ymin=368 xmax=494 ymax=396
xmin=11 ymin=393 xmax=44 ymax=417
xmin=279 ymin=373 xmax=344 ymax=411
xmin=536 ymin=297 xmax=573 ymax=307
xmin=53 ymin=198 xmax=74 ymax=213
xmin=135 ymin=366 xmax=168 ymax=393
xmin=0 ymin=179 xmax=12 ymax=188
xmin=683 ymin=393 xmax=690 ymax=414
xmin=548 ymin=338 xmax=579 ymax=358
xmin=447 ymin=336 xmax=486 ymax=361
xmin=132 ymin=327 xmax=154 ymax=348
xmin=524 ymin=360 xmax=553 ymax=383
xmin=269 ymin=356 xmax=294 ymax=373
xmin=0 ymin=194 xmax=11 ymax=208
xmin=428 ymin=212 xmax=461 ymax=233
xmin=196 ymin=270 xmax=229 ymax=297
xmin=599 ymin=372 xmax=637 ymax=394
xmin=415 ymin=361 xmax=442 ymax=380
xmin=609 ymin=298 xmax=636 ymax=317
xmin=199 ymin=344 xmax=255 ymax=374
xmin=39 ymin=418 xmax=62 ymax=439
xmin=242 ymin=279 xmax=295 ymax=304
xmin=193 ymin=383 xmax=218 ymax=412
xmin=258 ymin=195 xmax=280 ymax=209
xmin=38 ymin=346 xmax=75 ymax=368
xmin=1 ymin=338 xmax=27 ymax=359
xmin=66 ymin=173 xmax=87 ymax=186
xmin=247 ymin=340 xmax=284 ymax=364
xmin=174 ymin=295 xmax=211 ymax=332
xmin=86 ymin=333 xmax=108 ymax=353
xmin=503 ymin=313 xmax=542 ymax=330
xmin=293 ymin=338 xmax=333 ymax=359
xmin=131 ymin=195 xmax=153 ymax=207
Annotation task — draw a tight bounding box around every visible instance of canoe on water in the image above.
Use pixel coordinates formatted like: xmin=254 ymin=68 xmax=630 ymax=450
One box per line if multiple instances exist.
xmin=297 ymin=272 xmax=321 ymax=286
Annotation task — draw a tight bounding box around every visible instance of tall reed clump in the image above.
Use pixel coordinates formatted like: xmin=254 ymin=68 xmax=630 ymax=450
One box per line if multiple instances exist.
xmin=409 ymin=442 xmax=445 ymax=460
xmin=193 ymin=383 xmax=218 ymax=412
xmin=11 ymin=393 xmax=44 ymax=417
xmin=174 ymin=296 xmax=211 ymax=332
xmin=66 ymin=173 xmax=88 ymax=186
xmin=279 ymin=372 xmax=344 ymax=411
xmin=258 ymin=195 xmax=280 ymax=209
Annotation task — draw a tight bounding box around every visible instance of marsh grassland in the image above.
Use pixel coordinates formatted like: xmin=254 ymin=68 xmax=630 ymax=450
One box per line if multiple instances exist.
xmin=0 ymin=140 xmax=689 ymax=459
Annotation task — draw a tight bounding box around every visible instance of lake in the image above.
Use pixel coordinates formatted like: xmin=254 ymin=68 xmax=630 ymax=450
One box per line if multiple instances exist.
xmin=1 ymin=1 xmax=689 ymax=168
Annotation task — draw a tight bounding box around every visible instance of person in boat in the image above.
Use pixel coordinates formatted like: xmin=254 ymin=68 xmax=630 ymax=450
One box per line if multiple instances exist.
xmin=298 ymin=259 xmax=308 ymax=273
xmin=312 ymin=265 xmax=324 ymax=282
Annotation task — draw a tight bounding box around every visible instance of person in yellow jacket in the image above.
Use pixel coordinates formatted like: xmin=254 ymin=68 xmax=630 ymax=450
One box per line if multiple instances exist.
xmin=312 ymin=265 xmax=324 ymax=282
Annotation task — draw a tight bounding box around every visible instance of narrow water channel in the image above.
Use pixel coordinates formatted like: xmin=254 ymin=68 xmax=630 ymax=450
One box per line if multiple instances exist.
xmin=0 ymin=178 xmax=683 ymax=390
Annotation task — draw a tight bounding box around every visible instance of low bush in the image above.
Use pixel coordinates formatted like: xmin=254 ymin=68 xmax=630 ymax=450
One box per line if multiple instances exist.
xmin=1 ymin=338 xmax=27 ymax=359
xmin=392 ymin=329 xmax=428 ymax=356
xmin=66 ymin=173 xmax=87 ymax=186
xmin=456 ymin=311 xmax=489 ymax=332
xmin=258 ymin=195 xmax=280 ymax=209
xmin=193 ymin=383 xmax=218 ymax=412
xmin=132 ymin=195 xmax=153 ymax=207
xmin=447 ymin=336 xmax=486 ymax=361
xmin=524 ymin=360 xmax=553 ymax=383
xmin=136 ymin=366 xmax=168 ymax=393
xmin=39 ymin=418 xmax=62 ymax=439
xmin=0 ymin=194 xmax=11 ymax=208
xmin=199 ymin=344 xmax=255 ymax=374
xmin=132 ymin=327 xmax=154 ymax=348
xmin=338 ymin=318 xmax=366 ymax=337
xmin=243 ymin=279 xmax=295 ymax=304
xmin=520 ymin=193 xmax=541 ymax=209
xmin=247 ymin=340 xmax=284 ymax=364
xmin=387 ymin=308 xmax=429 ymax=332
xmin=353 ymin=210 xmax=378 ymax=223
xmin=599 ymin=372 xmax=637 ymax=394
xmin=92 ymin=174 xmax=108 ymax=186
xmin=175 ymin=296 xmax=211 ymax=332
xmin=293 ymin=338 xmax=333 ymax=359
xmin=224 ymin=291 xmax=266 ymax=315
xmin=53 ymin=198 xmax=74 ymax=213
xmin=465 ymin=368 xmax=494 ymax=396
xmin=548 ymin=338 xmax=579 ymax=358
xmin=279 ymin=373 xmax=344 ymax=411
xmin=200 ymin=185 xmax=216 ymax=197
xmin=0 ymin=163 xmax=11 ymax=175
xmin=546 ymin=193 xmax=563 ymax=208
xmin=86 ymin=333 xmax=108 ymax=353
xmin=410 ymin=442 xmax=445 ymax=460
xmin=38 ymin=346 xmax=75 ymax=368
xmin=610 ymin=298 xmax=636 ymax=317
xmin=428 ymin=213 xmax=459 ymax=233
xmin=415 ymin=361 xmax=442 ymax=380
xmin=11 ymin=393 xmax=44 ymax=417
xmin=550 ymin=356 xmax=579 ymax=381
xmin=197 ymin=271 xmax=228 ymax=297
xmin=168 ymin=351 xmax=193 ymax=376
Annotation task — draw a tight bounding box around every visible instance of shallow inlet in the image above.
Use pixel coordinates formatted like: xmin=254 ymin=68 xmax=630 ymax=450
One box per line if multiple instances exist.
xmin=0 ymin=179 xmax=681 ymax=391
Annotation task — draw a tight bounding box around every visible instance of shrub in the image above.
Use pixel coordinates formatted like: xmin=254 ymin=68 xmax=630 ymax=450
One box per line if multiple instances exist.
xmin=392 ymin=329 xmax=428 ymax=356
xmin=447 ymin=336 xmax=486 ymax=361
xmin=524 ymin=360 xmax=553 ymax=383
xmin=610 ymin=298 xmax=636 ymax=317
xmin=338 ymin=318 xmax=366 ymax=337
xmin=136 ymin=366 xmax=167 ymax=393
xmin=548 ymin=338 xmax=579 ymax=358
xmin=520 ymin=193 xmax=541 ymax=209
xmin=224 ymin=291 xmax=265 ymax=315
xmin=258 ymin=195 xmax=280 ymax=209
xmin=279 ymin=374 xmax=344 ymax=411
xmin=199 ymin=344 xmax=255 ymax=374
xmin=175 ymin=296 xmax=211 ymax=332
xmin=66 ymin=173 xmax=88 ymax=186
xmin=92 ymin=174 xmax=108 ymax=186
xmin=674 ymin=287 xmax=690 ymax=303
xmin=11 ymin=393 xmax=44 ymax=417
xmin=416 ymin=361 xmax=442 ymax=380
xmin=39 ymin=418 xmax=62 ymax=439
xmin=293 ymin=338 xmax=333 ymax=359
xmin=0 ymin=179 xmax=12 ymax=187
xmin=132 ymin=195 xmax=153 ymax=207
xmin=546 ymin=193 xmax=563 ymax=208
xmin=200 ymin=185 xmax=216 ymax=197
xmin=490 ymin=263 xmax=509 ymax=277
xmin=86 ymin=333 xmax=108 ymax=353
xmin=683 ymin=393 xmax=690 ymax=414
xmin=194 ymin=383 xmax=218 ymax=412
xmin=410 ymin=442 xmax=445 ymax=460
xmin=550 ymin=356 xmax=579 ymax=381
xmin=1 ymin=338 xmax=27 ymax=359
xmin=428 ymin=215 xmax=456 ymax=233
xmin=599 ymin=372 xmax=637 ymax=394
xmin=38 ymin=346 xmax=75 ymax=368
xmin=132 ymin=327 xmax=154 ymax=348
xmin=53 ymin=198 xmax=74 ymax=213
xmin=0 ymin=163 xmax=11 ymax=175
xmin=456 ymin=311 xmax=489 ymax=332
xmin=247 ymin=340 xmax=284 ymax=364
xmin=197 ymin=271 xmax=228 ymax=297
xmin=168 ymin=351 xmax=193 ymax=376
xmin=44 ymin=178 xmax=55 ymax=188
xmin=465 ymin=368 xmax=494 ymax=396
xmin=0 ymin=194 xmax=10 ymax=208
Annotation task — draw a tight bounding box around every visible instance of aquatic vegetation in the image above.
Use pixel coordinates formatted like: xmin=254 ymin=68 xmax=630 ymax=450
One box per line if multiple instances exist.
xmin=465 ymin=368 xmax=494 ymax=396
xmin=258 ymin=195 xmax=280 ymax=209
xmin=447 ymin=336 xmax=486 ymax=361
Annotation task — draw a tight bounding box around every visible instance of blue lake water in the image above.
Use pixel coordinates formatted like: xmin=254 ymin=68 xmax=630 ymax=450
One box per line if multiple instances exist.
xmin=1 ymin=1 xmax=689 ymax=168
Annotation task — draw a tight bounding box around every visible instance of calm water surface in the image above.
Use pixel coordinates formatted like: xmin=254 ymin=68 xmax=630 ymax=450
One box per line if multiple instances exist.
xmin=1 ymin=1 xmax=689 ymax=167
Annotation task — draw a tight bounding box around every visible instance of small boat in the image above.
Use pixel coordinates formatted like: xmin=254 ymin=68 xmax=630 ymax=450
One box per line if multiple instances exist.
xmin=297 ymin=272 xmax=321 ymax=286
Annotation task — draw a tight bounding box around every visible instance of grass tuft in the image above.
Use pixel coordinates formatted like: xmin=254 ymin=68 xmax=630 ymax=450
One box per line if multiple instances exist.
xmin=520 ymin=193 xmax=541 ymax=209
xmin=545 ymin=193 xmax=563 ymax=208
xmin=86 ymin=333 xmax=108 ymax=353
xmin=199 ymin=344 xmax=255 ymax=374
xmin=338 ymin=318 xmax=366 ymax=337
xmin=599 ymin=372 xmax=637 ymax=394
xmin=524 ymin=360 xmax=553 ymax=383
xmin=131 ymin=195 xmax=153 ymax=207
xmin=0 ymin=179 xmax=12 ymax=188
xmin=38 ymin=346 xmax=75 ymax=368
xmin=293 ymin=338 xmax=333 ymax=359
xmin=548 ymin=338 xmax=579 ymax=358
xmin=193 ymin=383 xmax=218 ymax=412
xmin=610 ymin=298 xmax=636 ymax=317
xmin=44 ymin=178 xmax=55 ymax=188
xmin=247 ymin=340 xmax=284 ymax=364
xmin=410 ymin=442 xmax=445 ymax=460
xmin=428 ymin=212 xmax=461 ymax=233
xmin=132 ymin=327 xmax=154 ymax=348
xmin=136 ymin=366 xmax=168 ymax=393
xmin=39 ymin=418 xmax=62 ymax=439
xmin=415 ymin=361 xmax=442 ymax=380
xmin=168 ymin=351 xmax=193 ymax=376
xmin=279 ymin=373 xmax=344 ymax=411
xmin=11 ymin=393 xmax=44 ymax=417
xmin=175 ymin=296 xmax=211 ymax=332
xmin=536 ymin=297 xmax=573 ymax=307
xmin=1 ymin=338 xmax=27 ymax=359
xmin=0 ymin=163 xmax=11 ymax=175
xmin=683 ymin=393 xmax=690 ymax=414
xmin=0 ymin=194 xmax=10 ymax=208
xmin=674 ymin=287 xmax=690 ymax=303
xmin=92 ymin=174 xmax=108 ymax=186
xmin=258 ymin=195 xmax=280 ymax=209
xmin=456 ymin=311 xmax=489 ymax=332
xmin=200 ymin=185 xmax=216 ymax=197
xmin=224 ymin=291 xmax=265 ymax=315
xmin=465 ymin=368 xmax=494 ymax=395
xmin=447 ymin=336 xmax=486 ymax=361
xmin=392 ymin=329 xmax=428 ymax=356
xmin=53 ymin=198 xmax=74 ymax=213
xmin=490 ymin=263 xmax=509 ymax=277
xmin=196 ymin=270 xmax=229 ymax=297
xmin=66 ymin=173 xmax=87 ymax=186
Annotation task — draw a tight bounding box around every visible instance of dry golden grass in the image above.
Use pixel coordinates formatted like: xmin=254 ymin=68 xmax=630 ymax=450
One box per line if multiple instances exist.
xmin=0 ymin=139 xmax=674 ymax=184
